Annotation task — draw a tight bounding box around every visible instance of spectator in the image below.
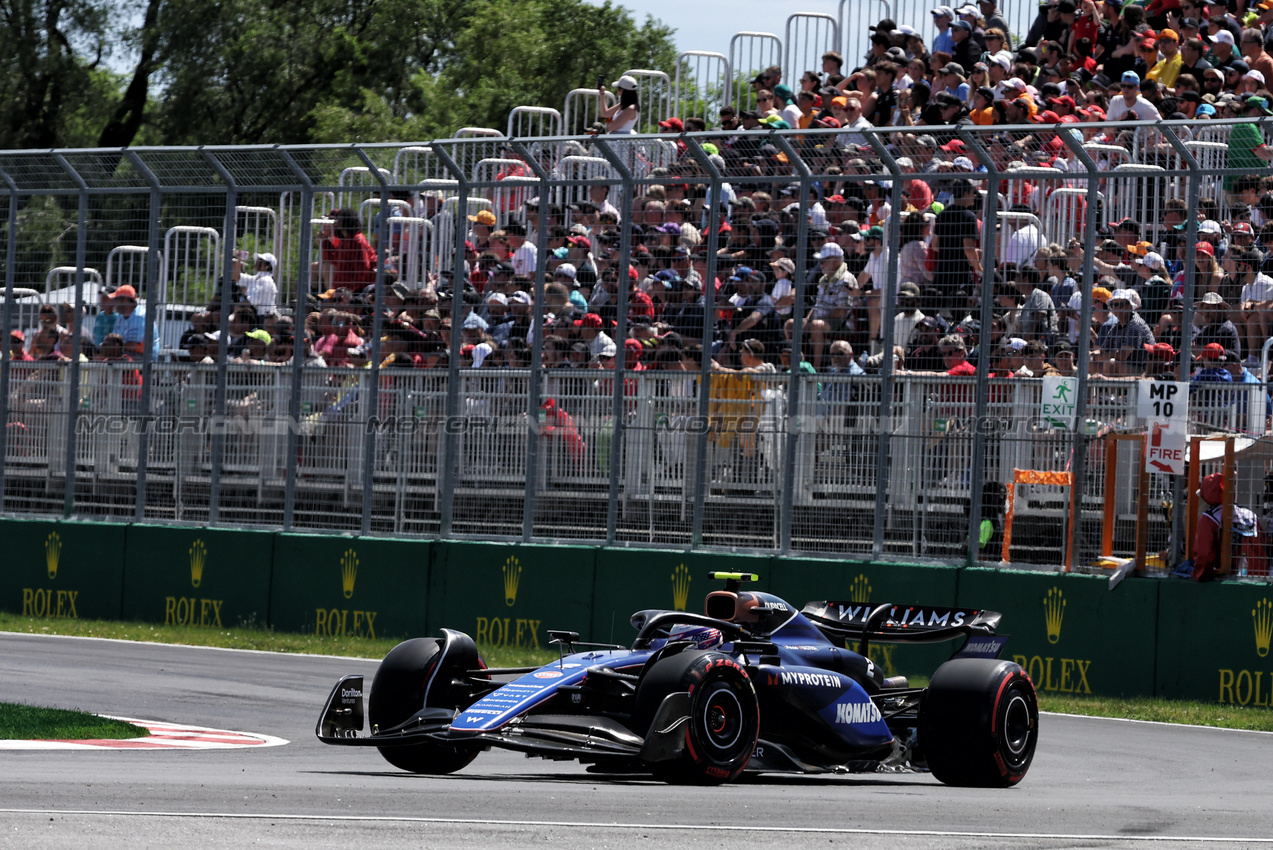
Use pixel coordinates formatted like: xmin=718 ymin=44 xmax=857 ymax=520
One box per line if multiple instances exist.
xmin=1233 ymin=248 xmax=1273 ymax=360
xmin=1193 ymin=292 xmax=1241 ymax=358
xmin=93 ymin=289 xmax=116 ymax=346
xmin=893 ymin=283 xmax=927 ymax=348
xmin=808 ymin=241 xmax=853 ymax=368
xmin=1186 ymin=472 xmax=1260 ymax=581
xmin=1017 ymin=269 xmax=1057 ymax=340
xmin=936 ymin=333 xmax=974 ymax=375
xmin=318 ymin=208 xmax=377 ymax=291
xmin=1105 ymin=71 xmax=1162 ymax=120
xmin=109 ymin=285 xmax=160 ymax=361
xmin=1095 ymin=288 xmax=1155 ymax=375
xmin=932 ymin=179 xmax=983 ymax=313
xmin=8 ymin=330 xmax=31 ymax=362
xmin=1224 ymin=95 xmax=1273 ymax=197
xmin=599 ymin=75 xmax=641 ymax=134
xmin=233 ymin=251 xmax=279 ymax=314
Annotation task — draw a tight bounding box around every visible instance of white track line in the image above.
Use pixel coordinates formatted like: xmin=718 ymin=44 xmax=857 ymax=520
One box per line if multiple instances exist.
xmin=0 ymin=718 xmax=288 ymax=750
xmin=0 ymin=810 xmax=1266 ymax=842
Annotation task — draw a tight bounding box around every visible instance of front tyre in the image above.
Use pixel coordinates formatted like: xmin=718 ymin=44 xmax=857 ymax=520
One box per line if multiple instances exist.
xmin=369 ymin=636 xmax=482 ymax=774
xmin=920 ymin=658 xmax=1038 ymax=788
xmin=642 ymin=652 xmax=759 ymax=785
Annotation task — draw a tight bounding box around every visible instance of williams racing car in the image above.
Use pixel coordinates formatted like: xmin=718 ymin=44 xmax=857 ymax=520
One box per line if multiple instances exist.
xmin=317 ymin=572 xmax=1038 ymax=787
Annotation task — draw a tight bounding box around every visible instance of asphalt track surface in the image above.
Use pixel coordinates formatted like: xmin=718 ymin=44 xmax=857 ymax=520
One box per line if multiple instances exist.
xmin=3 ymin=633 xmax=1273 ymax=849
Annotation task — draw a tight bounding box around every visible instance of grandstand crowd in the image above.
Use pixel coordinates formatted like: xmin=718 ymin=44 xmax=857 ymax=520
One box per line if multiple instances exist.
xmin=11 ymin=0 xmax=1273 ymax=389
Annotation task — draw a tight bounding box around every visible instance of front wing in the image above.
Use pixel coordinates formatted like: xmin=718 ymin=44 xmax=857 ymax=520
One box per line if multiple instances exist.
xmin=316 ymin=674 xmax=692 ymax=765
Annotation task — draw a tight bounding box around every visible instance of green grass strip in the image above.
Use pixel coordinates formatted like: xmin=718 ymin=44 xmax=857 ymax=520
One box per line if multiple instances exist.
xmin=0 ymin=703 xmax=147 ymax=741
xmin=3 ymin=612 xmax=1270 ymax=733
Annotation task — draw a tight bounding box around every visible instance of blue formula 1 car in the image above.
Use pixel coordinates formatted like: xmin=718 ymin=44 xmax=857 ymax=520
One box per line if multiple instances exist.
xmin=317 ymin=573 xmax=1038 ymax=787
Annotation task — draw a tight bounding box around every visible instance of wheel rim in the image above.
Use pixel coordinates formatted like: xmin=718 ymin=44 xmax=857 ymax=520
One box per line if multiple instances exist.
xmin=1002 ymin=692 xmax=1033 ymax=762
xmin=699 ymin=683 xmax=744 ymax=753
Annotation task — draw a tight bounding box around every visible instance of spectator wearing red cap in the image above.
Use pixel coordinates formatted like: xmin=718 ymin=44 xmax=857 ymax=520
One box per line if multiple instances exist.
xmin=574 ymin=312 xmax=613 ymax=360
xmin=1186 ymin=472 xmax=1248 ymax=581
xmin=8 ymin=330 xmax=31 ymax=362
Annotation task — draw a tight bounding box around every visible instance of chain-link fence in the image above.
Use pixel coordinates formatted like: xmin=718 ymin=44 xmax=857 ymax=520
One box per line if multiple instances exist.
xmin=3 ymin=123 xmax=1273 ymax=576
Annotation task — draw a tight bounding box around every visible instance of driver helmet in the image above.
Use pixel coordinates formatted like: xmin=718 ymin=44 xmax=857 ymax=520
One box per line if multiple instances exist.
xmin=664 ymin=624 xmax=724 ymax=650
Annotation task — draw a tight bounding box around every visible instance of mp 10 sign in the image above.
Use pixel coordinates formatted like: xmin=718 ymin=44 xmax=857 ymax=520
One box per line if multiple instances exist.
xmin=1138 ymin=381 xmax=1189 ymax=475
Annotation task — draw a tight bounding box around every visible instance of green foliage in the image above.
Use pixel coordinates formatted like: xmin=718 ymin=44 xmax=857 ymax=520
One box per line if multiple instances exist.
xmin=0 ymin=0 xmax=678 ymax=149
xmin=0 ymin=0 xmax=125 ymax=149
xmin=0 ymin=702 xmax=147 ymax=740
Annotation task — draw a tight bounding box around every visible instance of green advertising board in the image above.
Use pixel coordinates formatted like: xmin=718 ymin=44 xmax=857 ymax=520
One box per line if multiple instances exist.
xmin=590 ymin=548 xmax=772 ymax=645
xmin=957 ymin=568 xmax=1159 ymax=698
xmin=1157 ymin=580 xmax=1273 ymax=706
xmin=121 ymin=525 xmax=274 ymax=630
xmin=269 ymin=533 xmax=430 ymax=640
xmin=0 ymin=519 xmax=126 ymax=621
xmin=770 ymin=557 xmax=961 ymax=678
xmin=429 ymin=541 xmax=596 ymax=650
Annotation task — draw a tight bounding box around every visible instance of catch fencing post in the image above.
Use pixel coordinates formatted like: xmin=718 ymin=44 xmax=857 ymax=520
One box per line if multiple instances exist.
xmin=202 ymin=150 xmax=238 ymax=525
xmin=864 ymin=130 xmax=905 ymax=559
xmin=353 ymin=147 xmax=391 ymax=536
xmin=770 ymin=133 xmax=812 ymax=554
xmin=429 ymin=143 xmax=470 ymax=539
xmin=1060 ymin=133 xmax=1102 ymax=573
xmin=682 ymin=139 xmax=724 ymax=546
xmin=957 ymin=128 xmax=1001 ymax=565
xmin=594 ymin=138 xmax=637 ymax=545
xmin=279 ymin=149 xmax=316 ymax=532
xmin=53 ymin=154 xmax=89 ymax=519
xmin=509 ymin=140 xmax=553 ymax=542
xmin=123 ymin=151 xmax=164 ymax=522
xmin=1161 ymin=124 xmax=1203 ymax=565
xmin=0 ymin=166 xmax=17 ymax=511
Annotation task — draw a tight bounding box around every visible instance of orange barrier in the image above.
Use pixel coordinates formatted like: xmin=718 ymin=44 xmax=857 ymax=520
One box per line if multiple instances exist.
xmin=1002 ymin=468 xmax=1075 ymax=571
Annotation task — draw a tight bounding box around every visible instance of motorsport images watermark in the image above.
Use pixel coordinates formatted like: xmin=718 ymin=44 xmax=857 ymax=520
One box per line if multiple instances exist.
xmin=72 ymin=412 xmax=1074 ymax=438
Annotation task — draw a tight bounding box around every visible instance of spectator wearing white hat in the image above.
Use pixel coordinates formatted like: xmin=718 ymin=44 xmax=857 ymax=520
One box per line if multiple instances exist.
xmin=232 ymin=251 xmax=279 ymax=314
xmin=808 ymin=241 xmax=852 ymax=368
xmin=599 ymin=75 xmax=640 ymax=134
xmin=1096 ymin=288 xmax=1155 ymax=376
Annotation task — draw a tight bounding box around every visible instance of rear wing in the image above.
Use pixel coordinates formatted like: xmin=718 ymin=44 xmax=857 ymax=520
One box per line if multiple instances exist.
xmin=801 ymin=601 xmax=1002 ymax=654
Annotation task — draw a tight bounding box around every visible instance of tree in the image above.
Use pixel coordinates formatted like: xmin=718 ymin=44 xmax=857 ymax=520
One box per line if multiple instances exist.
xmin=0 ymin=0 xmax=677 ymax=150
xmin=0 ymin=0 xmax=124 ymax=148
xmin=302 ymin=0 xmax=679 ymax=143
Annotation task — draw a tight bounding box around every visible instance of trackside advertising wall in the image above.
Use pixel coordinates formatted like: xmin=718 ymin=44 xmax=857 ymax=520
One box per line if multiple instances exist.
xmin=3 ymin=517 xmax=1272 ymax=706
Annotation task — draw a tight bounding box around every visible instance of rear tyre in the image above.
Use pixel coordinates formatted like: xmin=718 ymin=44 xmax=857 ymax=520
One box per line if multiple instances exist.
xmin=920 ymin=658 xmax=1038 ymax=787
xmin=369 ymin=637 xmax=482 ymax=774
xmin=637 ymin=651 xmax=759 ymax=785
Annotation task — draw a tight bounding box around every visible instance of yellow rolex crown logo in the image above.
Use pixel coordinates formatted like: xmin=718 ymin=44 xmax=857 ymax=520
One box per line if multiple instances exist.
xmin=1044 ymin=587 xmax=1066 ymax=645
xmin=850 ymin=574 xmax=872 ymax=604
xmin=45 ymin=532 xmax=61 ymax=580
xmin=672 ymin=564 xmax=692 ymax=612
xmin=1254 ymin=599 xmax=1273 ymax=659
xmin=503 ymin=556 xmax=521 ymax=607
xmin=341 ymin=549 xmax=358 ymax=599
xmin=189 ymin=539 xmax=207 ymax=588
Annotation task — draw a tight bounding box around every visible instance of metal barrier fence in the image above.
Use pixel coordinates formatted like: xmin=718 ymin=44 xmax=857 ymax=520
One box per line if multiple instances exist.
xmin=2 ymin=123 xmax=1272 ymax=574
